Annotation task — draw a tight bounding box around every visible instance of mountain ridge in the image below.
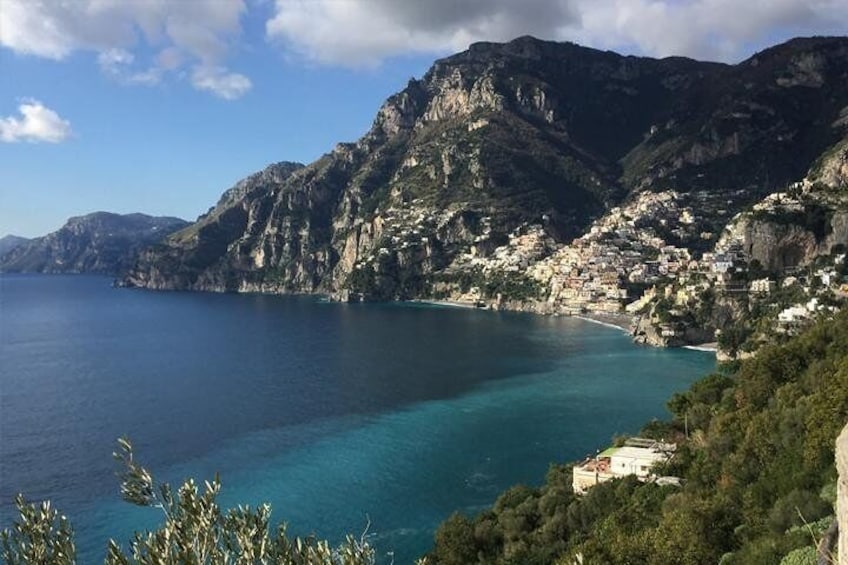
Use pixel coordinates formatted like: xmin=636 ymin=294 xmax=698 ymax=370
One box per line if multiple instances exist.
xmin=0 ymin=235 xmax=31 ymax=257
xmin=0 ymin=212 xmax=189 ymax=276
xmin=122 ymin=35 xmax=848 ymax=322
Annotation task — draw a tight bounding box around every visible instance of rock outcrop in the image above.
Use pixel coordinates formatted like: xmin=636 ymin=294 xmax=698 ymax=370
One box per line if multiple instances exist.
xmin=717 ymin=132 xmax=848 ymax=274
xmin=721 ymin=209 xmax=848 ymax=272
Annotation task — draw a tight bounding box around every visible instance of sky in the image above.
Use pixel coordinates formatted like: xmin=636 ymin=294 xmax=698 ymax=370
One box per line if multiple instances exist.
xmin=1 ymin=0 xmax=847 ymax=237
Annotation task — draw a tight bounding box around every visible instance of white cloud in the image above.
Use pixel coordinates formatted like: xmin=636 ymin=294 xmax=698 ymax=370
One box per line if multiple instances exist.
xmin=0 ymin=100 xmax=72 ymax=144
xmin=97 ymin=48 xmax=162 ymax=85
xmin=1 ymin=0 xmax=251 ymax=98
xmin=3 ymin=0 xmax=847 ymax=100
xmin=266 ymin=0 xmax=848 ymax=64
xmin=266 ymin=0 xmax=574 ymax=66
xmin=191 ymin=66 xmax=253 ymax=100
xmin=98 ymin=48 xmax=135 ymax=70
xmin=568 ymin=0 xmax=848 ymax=61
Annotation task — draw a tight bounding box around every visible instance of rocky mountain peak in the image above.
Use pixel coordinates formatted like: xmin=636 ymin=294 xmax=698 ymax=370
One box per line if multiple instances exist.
xmin=123 ymin=36 xmax=848 ymax=303
xmin=373 ymin=83 xmax=428 ymax=138
xmin=215 ymin=161 xmax=305 ymax=208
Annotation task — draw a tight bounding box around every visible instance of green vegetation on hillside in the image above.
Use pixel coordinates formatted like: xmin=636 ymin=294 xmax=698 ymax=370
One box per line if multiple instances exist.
xmin=426 ymin=310 xmax=848 ymax=564
xmin=433 ymin=267 xmax=543 ymax=302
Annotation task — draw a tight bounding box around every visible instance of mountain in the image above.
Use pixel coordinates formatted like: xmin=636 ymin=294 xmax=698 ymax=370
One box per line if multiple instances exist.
xmin=0 ymin=212 xmax=189 ymax=275
xmin=0 ymin=235 xmax=30 ymax=257
xmin=123 ymin=36 xmax=848 ymax=307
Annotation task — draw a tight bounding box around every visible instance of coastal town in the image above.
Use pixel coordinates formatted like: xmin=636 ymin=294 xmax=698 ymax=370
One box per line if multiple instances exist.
xmin=402 ymin=181 xmax=847 ymax=355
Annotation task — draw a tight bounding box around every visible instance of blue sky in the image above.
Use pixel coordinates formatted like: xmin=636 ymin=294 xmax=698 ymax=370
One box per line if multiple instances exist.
xmin=2 ymin=0 xmax=846 ymax=237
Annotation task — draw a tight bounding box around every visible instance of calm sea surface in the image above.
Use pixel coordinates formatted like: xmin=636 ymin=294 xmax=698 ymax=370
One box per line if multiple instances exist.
xmin=0 ymin=275 xmax=714 ymax=563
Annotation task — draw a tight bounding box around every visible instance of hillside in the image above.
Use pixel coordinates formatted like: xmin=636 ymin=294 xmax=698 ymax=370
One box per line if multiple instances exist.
xmin=0 ymin=235 xmax=30 ymax=257
xmin=627 ymin=134 xmax=848 ymax=356
xmin=425 ymin=309 xmax=848 ymax=564
xmin=123 ymin=36 xmax=848 ymax=307
xmin=0 ymin=212 xmax=189 ymax=275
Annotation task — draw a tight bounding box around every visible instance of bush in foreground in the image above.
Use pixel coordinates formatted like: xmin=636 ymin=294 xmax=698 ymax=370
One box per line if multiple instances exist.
xmin=2 ymin=438 xmax=382 ymax=565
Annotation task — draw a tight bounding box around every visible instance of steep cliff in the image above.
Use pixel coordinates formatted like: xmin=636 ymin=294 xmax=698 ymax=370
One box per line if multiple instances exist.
xmin=720 ymin=133 xmax=848 ymax=272
xmin=124 ymin=36 xmax=848 ymax=301
xmin=721 ymin=209 xmax=848 ymax=272
xmin=0 ymin=213 xmax=189 ymax=275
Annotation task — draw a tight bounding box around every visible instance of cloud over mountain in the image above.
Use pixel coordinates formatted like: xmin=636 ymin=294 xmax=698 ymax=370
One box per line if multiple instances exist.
xmin=266 ymin=0 xmax=848 ymax=64
xmin=2 ymin=0 xmax=847 ymax=100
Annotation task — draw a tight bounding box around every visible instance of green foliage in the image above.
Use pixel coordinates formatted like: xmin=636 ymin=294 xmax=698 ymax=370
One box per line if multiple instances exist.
xmin=652 ymin=297 xmax=674 ymax=323
xmin=426 ymin=465 xmax=582 ymax=565
xmin=481 ymin=272 xmax=542 ymax=301
xmin=429 ymin=309 xmax=848 ymax=564
xmin=766 ymin=490 xmax=830 ymax=533
xmin=1 ymin=495 xmax=75 ymax=565
xmin=717 ymin=324 xmax=753 ymax=355
xmin=346 ymin=264 xmax=377 ymax=294
xmin=433 ymin=514 xmax=478 ymax=565
xmin=3 ymin=438 xmax=378 ymax=565
xmin=779 ymin=546 xmax=816 ymax=565
xmin=435 ymin=267 xmax=542 ymax=301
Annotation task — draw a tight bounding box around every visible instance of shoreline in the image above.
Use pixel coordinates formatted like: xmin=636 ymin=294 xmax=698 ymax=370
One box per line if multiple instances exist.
xmin=408 ymin=299 xmax=483 ymax=310
xmin=411 ymin=301 xmax=636 ymax=336
xmin=684 ymin=342 xmax=718 ymax=352
xmin=127 ymin=283 xmax=713 ymax=353
xmin=570 ymin=312 xmax=633 ymax=334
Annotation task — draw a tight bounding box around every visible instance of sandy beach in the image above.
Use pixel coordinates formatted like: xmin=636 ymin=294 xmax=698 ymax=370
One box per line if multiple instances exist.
xmin=571 ymin=312 xmax=634 ymax=334
xmin=409 ymin=299 xmax=483 ymax=310
xmin=684 ymin=342 xmax=718 ymax=352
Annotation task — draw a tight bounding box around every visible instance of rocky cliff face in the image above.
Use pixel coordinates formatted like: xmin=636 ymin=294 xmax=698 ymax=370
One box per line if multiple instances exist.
xmin=124 ymin=36 xmax=848 ymax=301
xmin=722 ymin=210 xmax=848 ymax=272
xmin=719 ymin=133 xmax=848 ymax=272
xmin=1 ymin=213 xmax=189 ymax=275
xmin=815 ymin=138 xmax=848 ymax=190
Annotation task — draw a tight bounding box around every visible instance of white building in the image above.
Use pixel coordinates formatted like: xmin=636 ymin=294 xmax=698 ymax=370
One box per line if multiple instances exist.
xmin=750 ymin=278 xmax=776 ymax=294
xmin=609 ymin=446 xmax=668 ymax=478
xmin=572 ymin=438 xmax=676 ymax=494
xmin=778 ymin=306 xmax=809 ymax=325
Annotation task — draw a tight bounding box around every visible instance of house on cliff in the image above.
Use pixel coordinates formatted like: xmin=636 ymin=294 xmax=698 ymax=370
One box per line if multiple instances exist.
xmin=572 ymin=438 xmax=676 ymax=494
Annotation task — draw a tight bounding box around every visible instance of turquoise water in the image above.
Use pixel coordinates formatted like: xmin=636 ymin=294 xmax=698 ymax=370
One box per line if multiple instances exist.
xmin=0 ymin=275 xmax=714 ymax=563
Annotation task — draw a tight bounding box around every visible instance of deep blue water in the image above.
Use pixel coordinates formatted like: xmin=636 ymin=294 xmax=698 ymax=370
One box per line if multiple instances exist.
xmin=0 ymin=275 xmax=714 ymax=563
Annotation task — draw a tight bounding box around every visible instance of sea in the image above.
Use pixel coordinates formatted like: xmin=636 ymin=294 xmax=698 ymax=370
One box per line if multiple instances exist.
xmin=0 ymin=274 xmax=715 ymax=563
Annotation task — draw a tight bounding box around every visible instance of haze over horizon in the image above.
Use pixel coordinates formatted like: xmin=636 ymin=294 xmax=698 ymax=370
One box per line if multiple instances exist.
xmin=2 ymin=0 xmax=847 ymax=237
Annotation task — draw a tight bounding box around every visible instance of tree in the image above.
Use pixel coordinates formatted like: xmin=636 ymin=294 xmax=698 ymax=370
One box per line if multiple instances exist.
xmin=431 ymin=513 xmax=478 ymax=565
xmin=2 ymin=438 xmax=382 ymax=565
xmin=717 ymin=324 xmax=752 ymax=356
xmin=1 ymin=495 xmax=75 ymax=565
